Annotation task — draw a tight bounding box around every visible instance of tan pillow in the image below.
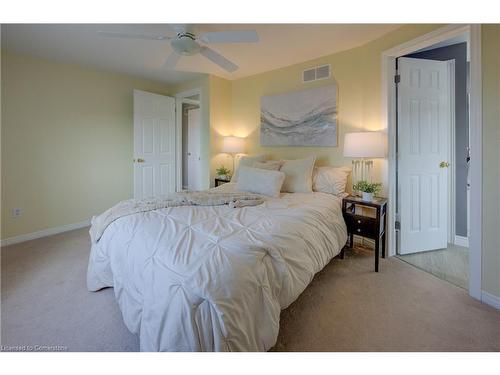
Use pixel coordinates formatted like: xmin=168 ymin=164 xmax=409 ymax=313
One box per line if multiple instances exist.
xmin=231 ymin=155 xmax=266 ymax=183
xmin=253 ymin=160 xmax=283 ymax=171
xmin=313 ymin=166 xmax=351 ymax=196
xmin=279 ymin=156 xmax=316 ymax=193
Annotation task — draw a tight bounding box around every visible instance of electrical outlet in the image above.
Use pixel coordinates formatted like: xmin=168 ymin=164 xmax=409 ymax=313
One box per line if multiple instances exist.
xmin=11 ymin=208 xmax=22 ymax=218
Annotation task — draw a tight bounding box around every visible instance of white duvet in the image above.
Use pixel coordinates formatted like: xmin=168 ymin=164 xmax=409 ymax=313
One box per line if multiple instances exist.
xmin=87 ymin=183 xmax=347 ymax=351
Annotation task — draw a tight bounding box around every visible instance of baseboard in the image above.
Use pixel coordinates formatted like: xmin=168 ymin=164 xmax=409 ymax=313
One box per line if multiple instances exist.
xmin=454 ymin=235 xmax=469 ymax=247
xmin=0 ymin=219 xmax=91 ymax=247
xmin=482 ymin=291 xmax=500 ymax=310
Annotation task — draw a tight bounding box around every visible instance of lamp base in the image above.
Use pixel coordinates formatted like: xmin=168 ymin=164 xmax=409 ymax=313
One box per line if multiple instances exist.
xmin=352 ymin=159 xmax=373 ymax=196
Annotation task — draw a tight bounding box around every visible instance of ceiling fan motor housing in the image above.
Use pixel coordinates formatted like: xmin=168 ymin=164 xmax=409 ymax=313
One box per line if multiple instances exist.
xmin=171 ymin=33 xmax=201 ymax=56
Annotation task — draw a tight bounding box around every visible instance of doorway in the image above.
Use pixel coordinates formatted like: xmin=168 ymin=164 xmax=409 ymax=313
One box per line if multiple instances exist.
xmin=181 ymin=96 xmax=201 ymax=190
xmin=382 ymin=24 xmax=483 ymax=300
xmin=396 ymin=41 xmax=470 ymax=289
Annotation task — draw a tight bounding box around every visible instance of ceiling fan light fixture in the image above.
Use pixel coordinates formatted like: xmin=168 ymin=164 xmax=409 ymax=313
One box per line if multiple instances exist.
xmin=171 ymin=36 xmax=201 ymax=56
xmin=96 ymin=26 xmax=259 ymax=72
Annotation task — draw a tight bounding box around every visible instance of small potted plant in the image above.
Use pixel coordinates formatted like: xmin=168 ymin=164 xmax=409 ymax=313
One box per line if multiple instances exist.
xmin=353 ymin=180 xmax=382 ymax=202
xmin=216 ymin=165 xmax=231 ymax=181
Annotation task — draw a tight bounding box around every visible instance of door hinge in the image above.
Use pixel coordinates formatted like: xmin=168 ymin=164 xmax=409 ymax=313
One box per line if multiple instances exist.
xmin=394 ymin=74 xmax=401 ymax=84
xmin=395 ymin=220 xmax=401 ymax=230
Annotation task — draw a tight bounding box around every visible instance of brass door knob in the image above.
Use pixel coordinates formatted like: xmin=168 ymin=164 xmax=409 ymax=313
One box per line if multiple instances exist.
xmin=136 ymin=158 xmax=145 ymax=163
xmin=439 ymin=161 xmax=450 ymax=168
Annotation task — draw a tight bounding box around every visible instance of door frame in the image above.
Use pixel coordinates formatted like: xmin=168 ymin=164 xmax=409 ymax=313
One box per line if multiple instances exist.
xmin=447 ymin=59 xmax=457 ymax=245
xmin=382 ymin=24 xmax=482 ymax=300
xmin=175 ymin=88 xmax=202 ymax=192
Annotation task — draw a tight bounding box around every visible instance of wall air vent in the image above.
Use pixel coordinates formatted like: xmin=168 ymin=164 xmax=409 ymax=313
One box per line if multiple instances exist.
xmin=302 ymin=68 xmax=316 ymax=82
xmin=302 ymin=64 xmax=331 ymax=83
xmin=316 ymin=64 xmax=331 ymax=80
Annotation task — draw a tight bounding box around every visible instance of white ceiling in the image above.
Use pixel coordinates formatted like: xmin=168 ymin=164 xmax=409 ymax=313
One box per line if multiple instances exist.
xmin=1 ymin=24 xmax=401 ymax=84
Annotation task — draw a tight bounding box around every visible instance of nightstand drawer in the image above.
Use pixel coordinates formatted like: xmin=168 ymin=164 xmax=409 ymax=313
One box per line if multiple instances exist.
xmin=344 ymin=214 xmax=379 ymax=237
xmin=215 ymin=178 xmax=230 ymax=187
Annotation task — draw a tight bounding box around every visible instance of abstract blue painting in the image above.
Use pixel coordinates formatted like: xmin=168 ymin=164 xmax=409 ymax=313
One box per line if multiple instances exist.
xmin=260 ymin=85 xmax=338 ymax=147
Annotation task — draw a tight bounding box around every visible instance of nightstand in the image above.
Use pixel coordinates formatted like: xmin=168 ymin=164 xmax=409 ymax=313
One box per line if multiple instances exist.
xmin=215 ymin=178 xmax=230 ymax=187
xmin=342 ymin=196 xmax=388 ymax=272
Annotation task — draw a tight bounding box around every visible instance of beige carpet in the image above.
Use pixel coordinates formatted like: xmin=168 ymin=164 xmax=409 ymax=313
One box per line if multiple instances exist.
xmin=397 ymin=244 xmax=469 ymax=289
xmin=2 ymin=227 xmax=500 ymax=351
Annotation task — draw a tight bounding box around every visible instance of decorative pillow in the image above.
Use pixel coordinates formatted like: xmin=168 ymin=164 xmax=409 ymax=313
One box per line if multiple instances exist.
xmin=230 ymin=155 xmax=267 ymax=183
xmin=253 ymin=160 xmax=283 ymax=171
xmin=236 ymin=166 xmax=285 ymax=198
xmin=313 ymin=166 xmax=351 ymax=195
xmin=279 ymin=156 xmax=316 ymax=193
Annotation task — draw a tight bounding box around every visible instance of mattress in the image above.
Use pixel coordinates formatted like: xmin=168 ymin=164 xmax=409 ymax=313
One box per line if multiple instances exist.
xmin=87 ymin=183 xmax=347 ymax=351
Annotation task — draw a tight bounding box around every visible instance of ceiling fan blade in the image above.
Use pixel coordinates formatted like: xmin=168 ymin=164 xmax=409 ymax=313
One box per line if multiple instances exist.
xmin=199 ymin=47 xmax=238 ymax=72
xmin=199 ymin=29 xmax=259 ymax=44
xmin=97 ymin=31 xmax=171 ymax=41
xmin=162 ymin=52 xmax=181 ymax=69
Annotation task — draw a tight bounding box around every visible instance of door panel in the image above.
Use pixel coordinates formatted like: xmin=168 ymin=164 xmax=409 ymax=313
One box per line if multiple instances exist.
xmin=159 ymin=163 xmax=174 ymax=195
xmin=398 ymin=57 xmax=450 ymax=254
xmin=134 ymin=90 xmax=176 ymax=199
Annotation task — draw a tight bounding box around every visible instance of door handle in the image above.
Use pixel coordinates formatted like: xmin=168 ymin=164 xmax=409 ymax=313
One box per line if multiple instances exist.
xmin=439 ymin=161 xmax=450 ymax=168
xmin=136 ymin=158 xmax=145 ymax=163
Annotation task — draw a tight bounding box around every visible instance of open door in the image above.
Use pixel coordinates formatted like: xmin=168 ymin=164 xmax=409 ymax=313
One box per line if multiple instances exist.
xmin=133 ymin=90 xmax=176 ymax=199
xmin=187 ymin=107 xmax=201 ymax=191
xmin=397 ymin=57 xmax=451 ymax=254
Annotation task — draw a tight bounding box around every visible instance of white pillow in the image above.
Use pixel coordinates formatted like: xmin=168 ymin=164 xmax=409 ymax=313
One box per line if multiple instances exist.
xmin=231 ymin=155 xmax=266 ymax=183
xmin=313 ymin=166 xmax=351 ymax=195
xmin=279 ymin=156 xmax=316 ymax=193
xmin=236 ymin=166 xmax=285 ymax=198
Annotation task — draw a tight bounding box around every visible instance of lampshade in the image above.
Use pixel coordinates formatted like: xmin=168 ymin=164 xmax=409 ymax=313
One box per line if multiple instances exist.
xmin=222 ymin=136 xmax=245 ymax=154
xmin=343 ymin=131 xmax=386 ymax=158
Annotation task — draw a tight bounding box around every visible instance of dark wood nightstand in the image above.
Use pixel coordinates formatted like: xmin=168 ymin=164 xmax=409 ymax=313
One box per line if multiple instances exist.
xmin=342 ymin=196 xmax=388 ymax=272
xmin=215 ymin=178 xmax=230 ymax=187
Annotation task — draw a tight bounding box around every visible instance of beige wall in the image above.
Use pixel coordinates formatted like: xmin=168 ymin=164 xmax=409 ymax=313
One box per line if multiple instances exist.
xmin=1 ymin=52 xmax=173 ymax=239
xmin=230 ymin=24 xmax=442 ymax=196
xmin=481 ymin=25 xmax=500 ymax=298
xmin=208 ymin=75 xmax=233 ymax=182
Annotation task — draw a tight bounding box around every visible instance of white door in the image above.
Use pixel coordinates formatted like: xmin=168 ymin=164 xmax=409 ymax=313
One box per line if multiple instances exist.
xmin=398 ymin=57 xmax=451 ymax=254
xmin=134 ymin=90 xmax=176 ymax=199
xmin=187 ymin=107 xmax=201 ymax=190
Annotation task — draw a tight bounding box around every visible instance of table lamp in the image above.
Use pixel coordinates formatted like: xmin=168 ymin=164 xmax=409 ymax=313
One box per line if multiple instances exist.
xmin=343 ymin=131 xmax=386 ymax=184
xmin=221 ymin=136 xmax=245 ymax=176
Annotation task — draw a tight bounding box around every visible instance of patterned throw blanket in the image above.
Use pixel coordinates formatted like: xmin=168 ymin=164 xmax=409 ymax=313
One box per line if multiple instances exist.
xmin=89 ymin=190 xmax=264 ymax=243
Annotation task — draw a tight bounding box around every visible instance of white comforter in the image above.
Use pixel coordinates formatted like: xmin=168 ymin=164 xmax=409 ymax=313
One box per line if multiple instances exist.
xmin=87 ymin=183 xmax=347 ymax=351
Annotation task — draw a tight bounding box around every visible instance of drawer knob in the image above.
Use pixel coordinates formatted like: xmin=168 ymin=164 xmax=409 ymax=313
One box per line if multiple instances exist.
xmin=357 ymin=228 xmax=361 ymax=233
xmin=357 ymin=220 xmax=361 ymax=224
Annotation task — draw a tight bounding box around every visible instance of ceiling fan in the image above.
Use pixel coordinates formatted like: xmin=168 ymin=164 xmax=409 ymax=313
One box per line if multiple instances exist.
xmin=97 ymin=25 xmax=259 ymax=73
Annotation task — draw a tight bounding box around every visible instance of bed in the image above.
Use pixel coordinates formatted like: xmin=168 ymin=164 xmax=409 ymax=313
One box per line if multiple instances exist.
xmin=87 ymin=182 xmax=347 ymax=351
